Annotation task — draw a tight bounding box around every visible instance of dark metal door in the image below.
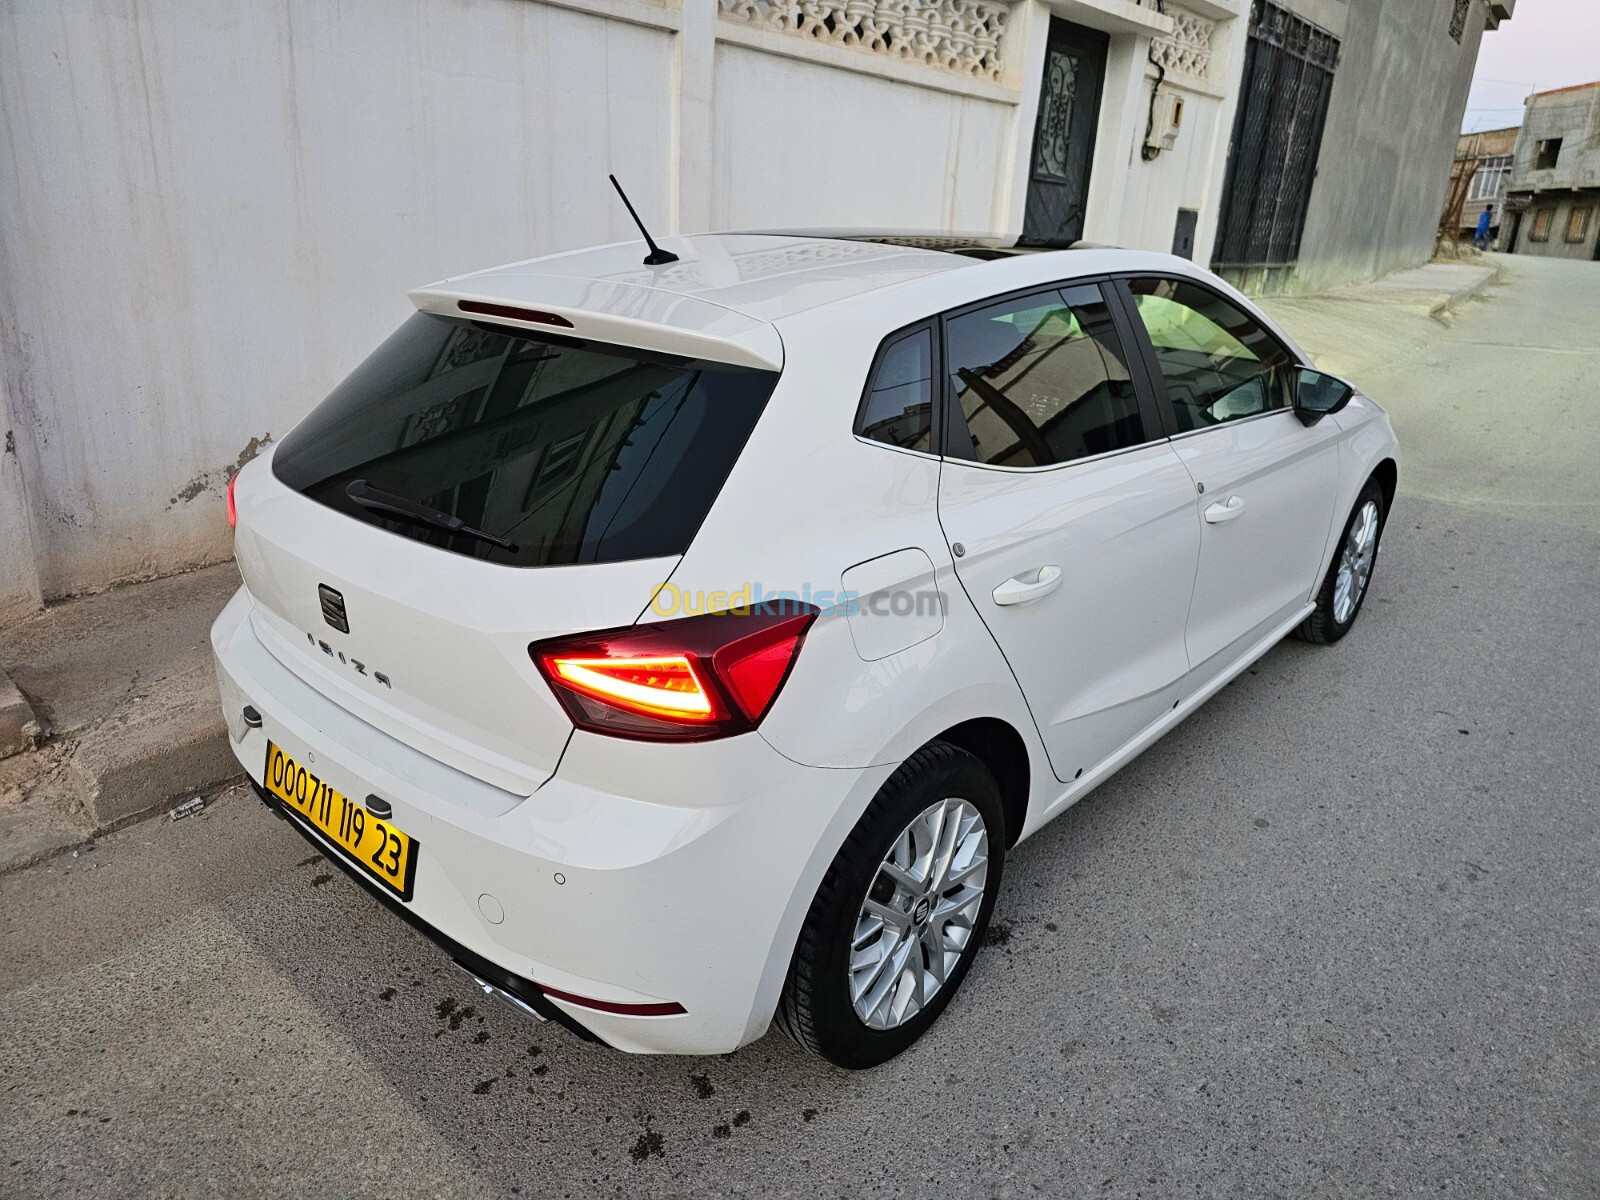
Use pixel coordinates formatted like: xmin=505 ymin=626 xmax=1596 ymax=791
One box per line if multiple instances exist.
xmin=1212 ymin=0 xmax=1340 ymax=270
xmin=1020 ymin=20 xmax=1107 ymax=246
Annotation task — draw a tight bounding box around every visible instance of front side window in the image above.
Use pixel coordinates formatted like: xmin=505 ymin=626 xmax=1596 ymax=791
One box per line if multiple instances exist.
xmin=1127 ymin=277 xmax=1295 ymax=432
xmin=1531 ymin=208 xmax=1554 ymax=241
xmin=943 ymin=284 xmax=1143 ymax=468
xmin=857 ymin=327 xmax=935 ymax=452
xmin=273 ymin=314 xmax=778 ymax=567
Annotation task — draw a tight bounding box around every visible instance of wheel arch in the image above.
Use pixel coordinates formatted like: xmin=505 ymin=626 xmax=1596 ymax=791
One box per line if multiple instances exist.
xmin=1371 ymin=458 xmax=1398 ymax=521
xmin=926 ymin=717 xmax=1031 ymax=848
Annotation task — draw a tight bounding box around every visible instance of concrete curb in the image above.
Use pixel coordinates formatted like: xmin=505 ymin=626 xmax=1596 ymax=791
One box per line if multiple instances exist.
xmin=1427 ymin=262 xmax=1505 ymax=323
xmin=0 ymin=715 xmax=243 ymax=877
xmin=0 ymin=668 xmax=44 ymax=758
xmin=72 ymin=659 xmax=244 ymax=830
xmin=1 ymin=746 xmax=244 ymax=879
xmin=0 ymin=563 xmax=244 ymax=876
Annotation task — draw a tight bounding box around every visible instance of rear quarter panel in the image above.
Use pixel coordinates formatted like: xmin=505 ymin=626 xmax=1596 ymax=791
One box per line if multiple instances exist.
xmin=657 ymin=303 xmax=1054 ymax=798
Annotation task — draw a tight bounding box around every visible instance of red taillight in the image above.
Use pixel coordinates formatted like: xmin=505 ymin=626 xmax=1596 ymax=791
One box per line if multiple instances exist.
xmin=226 ymin=472 xmax=239 ymax=528
xmin=548 ymin=655 xmax=717 ymax=722
xmin=531 ymin=604 xmax=818 ymax=741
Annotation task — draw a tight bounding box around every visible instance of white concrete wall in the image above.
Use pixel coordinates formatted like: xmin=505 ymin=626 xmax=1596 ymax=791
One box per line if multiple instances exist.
xmin=0 ymin=0 xmax=1240 ymax=613
xmin=0 ymin=368 xmax=42 ymax=625
xmin=0 ymin=0 xmax=677 ymax=600
xmin=708 ymin=45 xmax=1016 ymax=231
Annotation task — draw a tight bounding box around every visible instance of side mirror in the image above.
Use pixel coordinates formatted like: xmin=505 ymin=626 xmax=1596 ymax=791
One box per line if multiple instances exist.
xmin=1294 ymin=368 xmax=1355 ymax=426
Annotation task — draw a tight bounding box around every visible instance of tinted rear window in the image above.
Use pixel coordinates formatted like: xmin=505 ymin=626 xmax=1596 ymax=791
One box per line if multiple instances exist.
xmin=272 ymin=314 xmax=779 ymax=567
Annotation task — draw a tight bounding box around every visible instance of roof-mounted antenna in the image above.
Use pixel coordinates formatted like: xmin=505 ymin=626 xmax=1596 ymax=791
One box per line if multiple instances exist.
xmin=609 ymin=175 xmax=679 ymax=266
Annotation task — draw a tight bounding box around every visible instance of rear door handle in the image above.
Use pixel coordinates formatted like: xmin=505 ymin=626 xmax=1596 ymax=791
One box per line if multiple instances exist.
xmin=992 ymin=565 xmax=1063 ymax=607
xmin=1204 ymin=495 xmax=1247 ymax=524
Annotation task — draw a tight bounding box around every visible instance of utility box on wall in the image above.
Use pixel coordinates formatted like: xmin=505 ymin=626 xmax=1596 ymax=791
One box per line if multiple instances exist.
xmin=1145 ymin=88 xmax=1185 ymax=155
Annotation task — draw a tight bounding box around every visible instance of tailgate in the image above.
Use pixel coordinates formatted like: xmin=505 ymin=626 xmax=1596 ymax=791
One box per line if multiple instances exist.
xmin=236 ymin=469 xmax=674 ymax=794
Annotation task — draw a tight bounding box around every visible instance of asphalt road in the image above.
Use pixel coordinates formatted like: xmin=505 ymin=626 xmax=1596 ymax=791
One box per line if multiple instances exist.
xmin=2 ymin=256 xmax=1596 ymax=1199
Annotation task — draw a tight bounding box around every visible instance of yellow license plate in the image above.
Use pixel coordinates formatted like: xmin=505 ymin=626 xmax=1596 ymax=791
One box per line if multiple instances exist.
xmin=263 ymin=741 xmax=418 ymax=901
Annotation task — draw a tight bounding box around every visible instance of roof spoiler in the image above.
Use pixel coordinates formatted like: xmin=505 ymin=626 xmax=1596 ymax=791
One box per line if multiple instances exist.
xmin=409 ymin=274 xmax=784 ymax=371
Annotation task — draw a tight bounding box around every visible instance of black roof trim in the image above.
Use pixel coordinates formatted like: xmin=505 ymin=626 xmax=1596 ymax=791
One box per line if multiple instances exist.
xmin=739 ymin=229 xmax=1115 ymax=259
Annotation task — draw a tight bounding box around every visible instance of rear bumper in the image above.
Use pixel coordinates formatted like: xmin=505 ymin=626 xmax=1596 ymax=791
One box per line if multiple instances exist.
xmin=249 ymin=777 xmax=601 ymax=1041
xmin=212 ymin=587 xmax=889 ymax=1054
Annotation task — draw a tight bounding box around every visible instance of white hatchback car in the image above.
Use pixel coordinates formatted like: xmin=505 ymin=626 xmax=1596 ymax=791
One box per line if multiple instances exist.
xmin=214 ymin=232 xmax=1397 ymax=1068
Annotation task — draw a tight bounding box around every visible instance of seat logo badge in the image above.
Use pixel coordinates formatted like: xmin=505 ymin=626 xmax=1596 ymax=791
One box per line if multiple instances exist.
xmin=318 ymin=584 xmax=350 ymax=634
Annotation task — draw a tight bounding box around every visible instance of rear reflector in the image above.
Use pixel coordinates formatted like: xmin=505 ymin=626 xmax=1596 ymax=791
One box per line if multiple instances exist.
xmin=226 ymin=472 xmax=239 ymax=528
xmin=457 ymin=299 xmax=575 ymax=328
xmin=530 ymin=603 xmax=818 ymax=742
xmin=537 ymin=984 xmax=686 ymax=1017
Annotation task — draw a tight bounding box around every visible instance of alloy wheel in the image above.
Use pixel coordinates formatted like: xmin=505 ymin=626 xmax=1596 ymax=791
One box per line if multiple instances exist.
xmin=1334 ymin=499 xmax=1380 ymax=624
xmin=849 ymin=797 xmax=990 ymax=1030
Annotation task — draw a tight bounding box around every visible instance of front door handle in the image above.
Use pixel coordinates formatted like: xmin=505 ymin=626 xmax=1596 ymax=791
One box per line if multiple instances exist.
xmin=992 ymin=565 xmax=1063 ymax=607
xmin=1204 ymin=495 xmax=1247 ymax=524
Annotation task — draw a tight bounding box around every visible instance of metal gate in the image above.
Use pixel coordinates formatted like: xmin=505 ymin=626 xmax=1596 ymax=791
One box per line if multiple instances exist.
xmin=1212 ymin=0 xmax=1340 ymax=271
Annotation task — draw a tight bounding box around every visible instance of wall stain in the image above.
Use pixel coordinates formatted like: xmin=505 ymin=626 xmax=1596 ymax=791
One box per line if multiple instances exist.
xmin=167 ymin=433 xmax=272 ymax=507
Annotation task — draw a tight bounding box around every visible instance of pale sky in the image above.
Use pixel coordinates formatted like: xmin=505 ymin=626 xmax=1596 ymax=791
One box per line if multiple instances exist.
xmin=1462 ymin=0 xmax=1600 ymax=132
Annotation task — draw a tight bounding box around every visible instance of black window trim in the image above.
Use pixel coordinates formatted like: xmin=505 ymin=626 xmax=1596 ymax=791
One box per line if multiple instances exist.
xmin=932 ymin=274 xmax=1172 ymax=474
xmin=858 ymin=270 xmax=1312 ymax=473
xmin=852 ymin=317 xmax=944 ymax=460
xmin=1106 ymin=273 xmax=1305 ymax=442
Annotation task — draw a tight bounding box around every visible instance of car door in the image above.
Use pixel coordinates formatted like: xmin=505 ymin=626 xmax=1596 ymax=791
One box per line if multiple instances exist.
xmin=1117 ymin=276 xmax=1342 ymax=669
xmin=936 ymin=280 xmax=1201 ymax=784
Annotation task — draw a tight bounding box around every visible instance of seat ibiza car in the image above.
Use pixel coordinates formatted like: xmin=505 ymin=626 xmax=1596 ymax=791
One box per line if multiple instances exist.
xmin=213 ymin=232 xmax=1397 ymax=1068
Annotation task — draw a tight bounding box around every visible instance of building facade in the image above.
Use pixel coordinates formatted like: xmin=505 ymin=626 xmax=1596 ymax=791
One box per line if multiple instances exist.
xmin=1502 ymin=82 xmax=1600 ymax=261
xmin=1453 ymin=125 xmax=1519 ymax=243
xmin=0 ymin=0 xmax=1509 ymax=622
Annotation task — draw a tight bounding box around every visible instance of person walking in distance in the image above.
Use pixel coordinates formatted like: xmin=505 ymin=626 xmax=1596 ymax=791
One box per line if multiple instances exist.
xmin=1475 ymin=205 xmax=1494 ymax=251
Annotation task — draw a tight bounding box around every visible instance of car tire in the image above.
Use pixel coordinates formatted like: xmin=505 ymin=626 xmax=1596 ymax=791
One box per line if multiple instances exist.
xmin=776 ymin=740 xmax=1006 ymax=1069
xmin=1295 ymin=478 xmax=1386 ymax=645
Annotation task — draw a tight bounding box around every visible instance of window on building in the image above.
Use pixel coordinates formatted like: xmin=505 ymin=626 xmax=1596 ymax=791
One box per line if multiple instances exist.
xmin=857 ymin=327 xmax=935 ymax=452
xmin=1530 ymin=208 xmax=1554 ymax=242
xmin=943 ymin=284 xmax=1144 ymax=468
xmin=1449 ymin=0 xmax=1471 ymax=42
xmin=1469 ymin=156 xmax=1513 ymax=202
xmin=1567 ymin=207 xmax=1593 ymax=244
xmin=1535 ymin=139 xmax=1563 ymax=170
xmin=1127 ymin=278 xmax=1296 ymax=432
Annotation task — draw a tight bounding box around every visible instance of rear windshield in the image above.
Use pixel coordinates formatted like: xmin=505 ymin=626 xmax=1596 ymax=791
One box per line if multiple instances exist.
xmin=272 ymin=314 xmax=779 ymax=567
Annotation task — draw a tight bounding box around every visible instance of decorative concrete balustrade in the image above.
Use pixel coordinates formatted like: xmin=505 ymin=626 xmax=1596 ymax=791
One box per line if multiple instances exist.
xmin=717 ymin=0 xmax=1013 ymax=83
xmin=1151 ymin=5 xmax=1217 ymax=80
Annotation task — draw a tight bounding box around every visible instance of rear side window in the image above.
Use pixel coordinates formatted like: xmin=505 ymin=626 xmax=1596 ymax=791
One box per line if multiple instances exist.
xmin=857 ymin=327 xmax=935 ymax=452
xmin=944 ymin=283 xmax=1144 ymax=468
xmin=272 ymin=314 xmax=778 ymax=567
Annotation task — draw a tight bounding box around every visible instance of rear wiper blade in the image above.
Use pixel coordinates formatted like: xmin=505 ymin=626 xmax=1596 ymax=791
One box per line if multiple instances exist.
xmin=344 ymin=479 xmax=518 ymax=553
